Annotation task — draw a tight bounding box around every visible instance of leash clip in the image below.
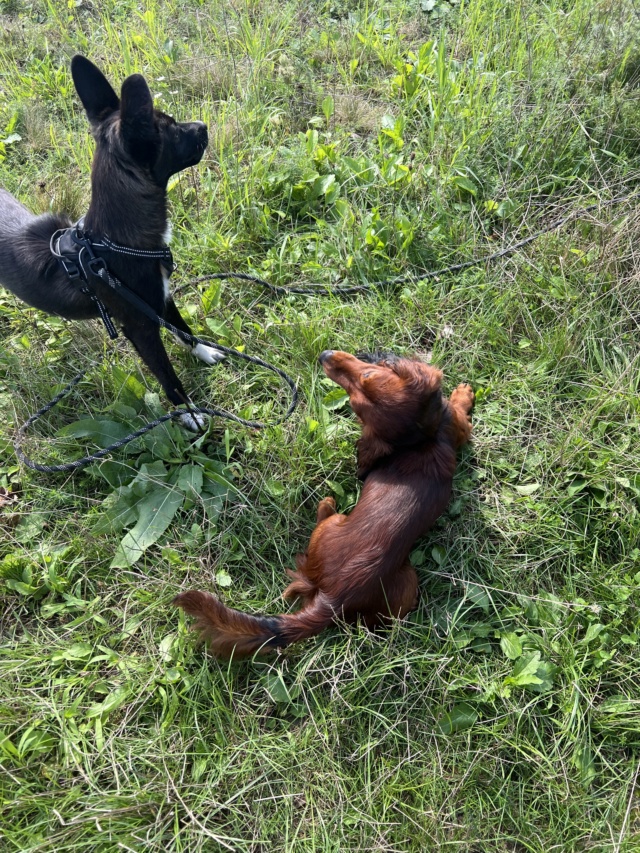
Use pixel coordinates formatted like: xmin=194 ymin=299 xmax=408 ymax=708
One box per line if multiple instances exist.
xmin=86 ymin=255 xmax=108 ymax=278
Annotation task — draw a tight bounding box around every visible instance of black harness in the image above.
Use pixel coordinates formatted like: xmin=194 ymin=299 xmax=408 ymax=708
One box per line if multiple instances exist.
xmin=50 ymin=221 xmax=174 ymax=340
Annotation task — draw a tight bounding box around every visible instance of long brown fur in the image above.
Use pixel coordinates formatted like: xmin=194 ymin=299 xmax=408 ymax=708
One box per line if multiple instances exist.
xmin=173 ymin=350 xmax=474 ymax=657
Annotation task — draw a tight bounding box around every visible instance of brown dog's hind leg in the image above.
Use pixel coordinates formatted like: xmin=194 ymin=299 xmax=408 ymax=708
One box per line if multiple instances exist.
xmin=385 ymin=561 xmax=419 ymax=620
xmin=449 ymin=383 xmax=474 ymax=448
xmin=360 ymin=561 xmax=419 ymax=628
xmin=283 ymin=498 xmax=338 ymax=603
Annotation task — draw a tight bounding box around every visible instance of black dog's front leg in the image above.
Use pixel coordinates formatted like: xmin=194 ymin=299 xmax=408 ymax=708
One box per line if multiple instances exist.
xmin=121 ymin=320 xmax=205 ymax=431
xmin=164 ymin=298 xmax=225 ymax=366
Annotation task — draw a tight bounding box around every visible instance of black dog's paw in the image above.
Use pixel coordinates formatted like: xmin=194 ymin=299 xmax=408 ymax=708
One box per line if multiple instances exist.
xmin=192 ymin=343 xmax=225 ymax=365
xmin=179 ymin=411 xmax=209 ymax=432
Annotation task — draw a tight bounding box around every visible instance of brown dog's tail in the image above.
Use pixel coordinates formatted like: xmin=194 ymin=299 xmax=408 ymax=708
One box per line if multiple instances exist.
xmin=173 ymin=590 xmax=337 ymax=658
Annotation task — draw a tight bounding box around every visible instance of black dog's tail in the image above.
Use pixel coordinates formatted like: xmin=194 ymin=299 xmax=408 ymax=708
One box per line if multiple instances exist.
xmin=173 ymin=590 xmax=336 ymax=658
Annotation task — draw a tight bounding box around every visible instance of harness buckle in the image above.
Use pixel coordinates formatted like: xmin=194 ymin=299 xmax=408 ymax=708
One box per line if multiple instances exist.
xmin=60 ymin=258 xmax=80 ymax=280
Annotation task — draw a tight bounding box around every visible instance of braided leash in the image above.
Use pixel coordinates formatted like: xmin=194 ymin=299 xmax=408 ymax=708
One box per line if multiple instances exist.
xmin=14 ymin=363 xmax=297 ymax=474
xmin=177 ymin=192 xmax=635 ymax=297
xmin=14 ymin=329 xmax=299 ymax=474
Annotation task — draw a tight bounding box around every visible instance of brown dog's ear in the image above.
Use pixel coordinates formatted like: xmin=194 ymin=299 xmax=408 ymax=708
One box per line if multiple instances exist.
xmin=71 ymin=55 xmax=120 ymax=125
xmin=356 ymin=430 xmax=393 ymax=480
xmin=411 ymin=363 xmax=444 ymax=438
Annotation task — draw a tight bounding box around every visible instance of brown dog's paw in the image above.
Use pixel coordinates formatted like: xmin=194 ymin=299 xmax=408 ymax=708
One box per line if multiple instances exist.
xmin=451 ymin=383 xmax=475 ymax=412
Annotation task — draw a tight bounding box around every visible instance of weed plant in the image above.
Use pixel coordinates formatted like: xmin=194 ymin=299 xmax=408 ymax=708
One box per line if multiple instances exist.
xmin=1 ymin=0 xmax=640 ymax=850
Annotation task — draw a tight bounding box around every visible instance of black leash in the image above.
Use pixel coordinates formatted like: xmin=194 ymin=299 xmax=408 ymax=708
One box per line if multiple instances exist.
xmin=15 ymin=332 xmax=300 ymax=473
xmin=14 ymin=191 xmax=635 ymax=473
xmin=14 ymin=354 xmax=297 ymax=474
xmin=176 ymin=192 xmax=635 ymax=297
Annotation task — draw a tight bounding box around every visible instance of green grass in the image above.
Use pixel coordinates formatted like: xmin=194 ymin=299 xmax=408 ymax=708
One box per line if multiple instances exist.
xmin=1 ymin=0 xmax=640 ymax=849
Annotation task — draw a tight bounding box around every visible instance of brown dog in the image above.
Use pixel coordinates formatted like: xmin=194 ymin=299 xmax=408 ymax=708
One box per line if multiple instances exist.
xmin=174 ymin=350 xmax=474 ymax=657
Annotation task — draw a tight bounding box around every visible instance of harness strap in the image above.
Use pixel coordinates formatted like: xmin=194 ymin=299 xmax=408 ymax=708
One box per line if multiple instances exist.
xmin=51 ymin=224 xmax=175 ymax=339
xmin=51 ymin=225 xmax=119 ymax=338
xmin=98 ymin=235 xmax=174 ymax=271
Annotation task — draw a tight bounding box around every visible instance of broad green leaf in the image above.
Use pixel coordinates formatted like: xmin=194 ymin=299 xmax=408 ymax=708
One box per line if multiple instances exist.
xmin=60 ymin=642 xmax=93 ymax=661
xmin=0 ymin=731 xmax=20 ymax=761
xmin=496 ymin=198 xmax=516 ymax=218
xmin=111 ymin=487 xmax=184 ymax=567
xmin=515 ymin=482 xmax=540 ymax=496
xmin=431 ymin=545 xmax=446 ymax=565
xmin=411 ymin=549 xmax=426 ymax=567
xmin=87 ymin=686 xmax=131 ymax=719
xmin=135 ymin=461 xmax=170 ymax=484
xmin=310 ymin=173 xmax=336 ymax=200
xmin=573 ymin=743 xmax=596 ymax=787
xmin=163 ymin=667 xmax=182 ymax=683
xmin=263 ymin=673 xmax=299 ymax=705
xmin=205 ymin=317 xmax=234 ymax=339
xmin=325 ymin=479 xmax=344 ymax=498
xmin=265 ymin=479 xmax=286 ymax=497
xmin=5 ymin=579 xmax=41 ymax=596
xmin=321 ymin=95 xmax=334 ymax=120
xmin=599 ymin=695 xmax=635 ymax=716
xmin=203 ymin=470 xmax=237 ymax=496
xmin=202 ymin=494 xmax=223 ymax=522
xmin=470 ymin=637 xmax=492 ymax=653
xmin=159 ymin=633 xmax=177 ymax=662
xmin=18 ymin=727 xmax=57 ymax=759
xmin=177 ymin=464 xmax=204 ymax=498
xmin=500 ymin=631 xmax=523 ymax=660
xmin=322 ymin=387 xmax=349 ymax=410
xmin=567 ymin=478 xmax=587 ymax=497
xmin=438 ymin=702 xmax=478 ymax=734
xmin=140 ymin=430 xmax=175 ymax=461
xmin=56 ymin=418 xmax=131 ymax=448
xmin=94 ymin=460 xmax=135 ymax=489
xmin=581 ymin=623 xmax=605 ymax=644
xmin=144 ymin=392 xmax=165 ymax=417
xmin=504 ymin=652 xmax=556 ymax=693
xmin=93 ymin=489 xmax=138 ymax=535
xmin=452 ymin=175 xmax=478 ymax=196
xmin=466 ymin=582 xmax=490 ymax=613
xmin=452 ymin=631 xmax=472 ymax=650
xmin=201 ymin=282 xmax=221 ymax=313
xmin=505 ymin=652 xmax=543 ymax=687
xmin=216 ymin=569 xmax=233 ymax=588
xmin=527 ymin=660 xmax=556 ymax=693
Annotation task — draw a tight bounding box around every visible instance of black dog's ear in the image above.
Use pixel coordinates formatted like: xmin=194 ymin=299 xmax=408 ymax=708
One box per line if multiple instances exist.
xmin=120 ymin=74 xmax=156 ymax=150
xmin=71 ymin=55 xmax=120 ymax=125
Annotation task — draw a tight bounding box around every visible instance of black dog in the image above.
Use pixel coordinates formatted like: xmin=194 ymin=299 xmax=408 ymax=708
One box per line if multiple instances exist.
xmin=0 ymin=55 xmax=222 ymax=429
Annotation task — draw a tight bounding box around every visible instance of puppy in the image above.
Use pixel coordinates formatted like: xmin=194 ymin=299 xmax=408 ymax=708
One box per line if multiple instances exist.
xmin=0 ymin=55 xmax=222 ymax=429
xmin=174 ymin=350 xmax=474 ymax=656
